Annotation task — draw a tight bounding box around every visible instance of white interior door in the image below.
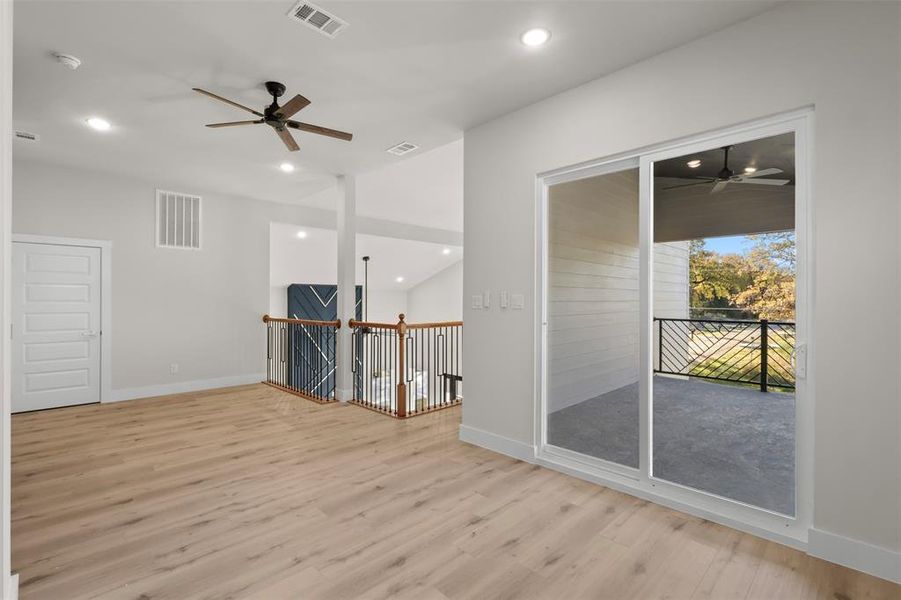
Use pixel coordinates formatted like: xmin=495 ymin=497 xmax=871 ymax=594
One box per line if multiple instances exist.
xmin=12 ymin=242 xmax=102 ymax=412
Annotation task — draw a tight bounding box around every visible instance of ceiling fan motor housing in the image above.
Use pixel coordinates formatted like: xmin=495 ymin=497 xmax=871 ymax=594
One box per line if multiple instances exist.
xmin=263 ymin=82 xmax=289 ymax=128
xmin=265 ymin=81 xmax=287 ymax=98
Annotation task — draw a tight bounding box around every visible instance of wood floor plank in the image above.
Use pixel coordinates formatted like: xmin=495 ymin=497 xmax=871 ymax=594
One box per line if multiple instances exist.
xmin=11 ymin=384 xmax=899 ymax=600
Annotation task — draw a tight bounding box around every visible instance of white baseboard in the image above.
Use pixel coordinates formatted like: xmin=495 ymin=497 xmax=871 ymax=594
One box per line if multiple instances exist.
xmin=458 ymin=424 xmax=536 ymax=463
xmin=107 ymin=373 xmax=265 ymax=403
xmin=808 ymin=528 xmax=901 ymax=584
xmin=6 ymin=572 xmax=18 ymax=600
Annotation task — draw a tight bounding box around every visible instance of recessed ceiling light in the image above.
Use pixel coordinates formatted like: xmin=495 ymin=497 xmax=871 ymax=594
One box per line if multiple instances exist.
xmin=744 ymin=166 xmax=757 ymax=174
xmin=280 ymin=163 xmax=295 ymax=173
xmin=521 ymin=28 xmax=550 ymax=47
xmin=395 ymin=276 xmax=404 ymax=283
xmin=687 ymin=159 xmax=701 ymax=168
xmin=296 ymin=231 xmax=307 ymax=239
xmin=85 ymin=117 xmax=111 ymax=131
xmin=442 ymin=248 xmax=451 ymax=255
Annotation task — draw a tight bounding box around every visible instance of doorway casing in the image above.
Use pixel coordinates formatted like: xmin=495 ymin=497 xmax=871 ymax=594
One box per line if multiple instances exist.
xmin=534 ymin=108 xmax=814 ymax=548
xmin=11 ymin=234 xmax=112 ymax=406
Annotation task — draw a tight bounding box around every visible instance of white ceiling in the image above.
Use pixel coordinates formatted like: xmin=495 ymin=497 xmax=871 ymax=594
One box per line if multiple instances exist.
xmin=288 ymin=138 xmax=464 ymax=230
xmin=270 ymin=221 xmax=462 ymax=291
xmin=13 ymin=1 xmax=779 ymax=226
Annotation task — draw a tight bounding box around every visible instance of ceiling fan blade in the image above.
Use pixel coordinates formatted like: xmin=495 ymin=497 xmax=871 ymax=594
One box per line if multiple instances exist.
xmin=740 ymin=168 xmax=783 ymax=179
xmin=733 ymin=178 xmax=791 ymax=186
xmin=275 ymin=94 xmax=311 ymax=119
xmin=277 ymin=128 xmax=300 ymax=152
xmin=661 ymin=179 xmax=716 ymax=191
xmin=192 ymin=88 xmax=263 ymax=117
xmin=711 ymin=180 xmax=729 ymax=194
xmin=205 ymin=120 xmax=264 ymax=128
xmin=287 ymin=120 xmax=353 ymax=141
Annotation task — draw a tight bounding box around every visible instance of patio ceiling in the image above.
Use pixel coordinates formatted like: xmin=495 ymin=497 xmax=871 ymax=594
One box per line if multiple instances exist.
xmin=654 ymin=132 xmax=796 ymax=242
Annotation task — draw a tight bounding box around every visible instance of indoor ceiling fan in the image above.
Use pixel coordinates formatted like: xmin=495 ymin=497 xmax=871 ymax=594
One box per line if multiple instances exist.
xmin=663 ymin=145 xmax=790 ymax=194
xmin=192 ymin=81 xmax=353 ymax=152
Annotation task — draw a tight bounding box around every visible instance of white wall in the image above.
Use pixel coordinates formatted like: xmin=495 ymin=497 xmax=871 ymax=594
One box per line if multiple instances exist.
xmin=406 ymin=260 xmax=463 ymax=323
xmin=463 ymin=0 xmax=900 ymax=570
xmin=547 ymin=170 xmax=688 ymax=413
xmin=12 ymin=159 xmax=336 ymax=398
xmin=269 ymin=225 xmax=338 ymax=319
xmin=268 ymin=222 xmax=449 ymax=322
xmin=365 ymin=291 xmax=407 ymax=324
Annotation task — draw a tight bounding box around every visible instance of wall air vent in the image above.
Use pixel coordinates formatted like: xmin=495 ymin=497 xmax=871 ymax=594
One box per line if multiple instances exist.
xmin=156 ymin=190 xmax=201 ymax=250
xmin=286 ymin=1 xmax=348 ymax=38
xmin=14 ymin=131 xmax=39 ymax=142
xmin=386 ymin=141 xmax=418 ymax=156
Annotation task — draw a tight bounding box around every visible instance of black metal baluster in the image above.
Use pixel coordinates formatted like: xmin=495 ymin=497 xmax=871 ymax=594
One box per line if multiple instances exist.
xmin=760 ymin=319 xmax=769 ymax=393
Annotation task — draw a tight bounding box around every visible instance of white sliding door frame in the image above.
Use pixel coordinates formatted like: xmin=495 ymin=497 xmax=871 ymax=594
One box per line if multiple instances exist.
xmin=534 ymin=108 xmax=814 ymax=548
xmin=12 ymin=235 xmax=112 ymax=406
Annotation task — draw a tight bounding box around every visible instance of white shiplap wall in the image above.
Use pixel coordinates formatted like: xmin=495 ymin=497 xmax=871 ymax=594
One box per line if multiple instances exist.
xmin=548 ymin=169 xmax=688 ymax=413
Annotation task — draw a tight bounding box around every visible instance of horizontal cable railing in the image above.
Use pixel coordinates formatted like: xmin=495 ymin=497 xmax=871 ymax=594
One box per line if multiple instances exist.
xmin=262 ymin=315 xmax=340 ymax=403
xmin=655 ymin=317 xmax=796 ymax=391
xmin=350 ymin=314 xmax=463 ymax=418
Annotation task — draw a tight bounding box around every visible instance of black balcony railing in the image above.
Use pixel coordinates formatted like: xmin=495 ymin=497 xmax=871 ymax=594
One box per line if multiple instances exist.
xmin=655 ymin=318 xmax=796 ymax=391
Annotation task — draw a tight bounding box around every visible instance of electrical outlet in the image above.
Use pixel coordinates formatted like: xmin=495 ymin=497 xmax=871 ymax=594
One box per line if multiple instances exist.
xmin=511 ymin=294 xmax=525 ymax=310
xmin=170 ymin=363 xmax=179 ymax=375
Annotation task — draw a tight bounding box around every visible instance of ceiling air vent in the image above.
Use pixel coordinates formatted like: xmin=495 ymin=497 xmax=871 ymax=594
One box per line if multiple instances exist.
xmin=286 ymin=1 xmax=348 ymax=38
xmin=156 ymin=190 xmax=201 ymax=250
xmin=14 ymin=130 xmax=39 ymax=142
xmin=386 ymin=141 xmax=418 ymax=156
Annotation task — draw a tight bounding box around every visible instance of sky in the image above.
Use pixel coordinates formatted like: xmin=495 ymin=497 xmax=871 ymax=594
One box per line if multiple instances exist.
xmin=704 ymin=235 xmax=749 ymax=254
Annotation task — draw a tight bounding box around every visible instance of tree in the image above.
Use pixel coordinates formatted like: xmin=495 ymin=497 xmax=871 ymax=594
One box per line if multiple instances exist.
xmin=732 ymin=233 xmax=796 ymax=321
xmin=688 ymin=233 xmax=796 ymax=321
xmin=688 ymin=239 xmax=752 ymax=312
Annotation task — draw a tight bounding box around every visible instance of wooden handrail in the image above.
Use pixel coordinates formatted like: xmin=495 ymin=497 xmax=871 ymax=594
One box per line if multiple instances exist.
xmin=347 ymin=319 xmax=400 ymax=330
xmin=406 ymin=320 xmax=463 ymax=330
xmin=348 ymin=318 xmax=462 ymax=330
xmin=262 ymin=314 xmax=341 ymax=328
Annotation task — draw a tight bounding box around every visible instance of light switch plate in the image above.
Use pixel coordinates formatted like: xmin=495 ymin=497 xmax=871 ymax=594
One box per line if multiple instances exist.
xmin=483 ymin=290 xmax=491 ymax=308
xmin=511 ymin=294 xmax=525 ymax=309
xmin=500 ymin=291 xmax=509 ymax=309
xmin=471 ymin=295 xmax=483 ymax=310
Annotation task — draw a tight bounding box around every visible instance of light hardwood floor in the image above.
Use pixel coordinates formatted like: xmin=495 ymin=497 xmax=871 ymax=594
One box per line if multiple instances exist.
xmin=12 ymin=384 xmax=899 ymax=599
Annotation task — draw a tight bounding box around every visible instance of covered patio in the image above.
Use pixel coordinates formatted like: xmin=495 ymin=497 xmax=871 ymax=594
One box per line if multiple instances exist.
xmin=547 ymin=375 xmax=795 ymax=515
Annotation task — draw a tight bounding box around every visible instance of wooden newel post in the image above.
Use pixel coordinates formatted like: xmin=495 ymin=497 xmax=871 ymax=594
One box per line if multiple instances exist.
xmin=396 ymin=313 xmax=407 ymax=417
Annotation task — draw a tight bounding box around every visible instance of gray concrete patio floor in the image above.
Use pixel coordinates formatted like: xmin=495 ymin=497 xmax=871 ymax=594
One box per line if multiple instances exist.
xmin=547 ymin=375 xmax=795 ymax=515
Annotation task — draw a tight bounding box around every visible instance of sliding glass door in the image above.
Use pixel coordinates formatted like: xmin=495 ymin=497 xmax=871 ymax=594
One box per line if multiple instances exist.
xmin=540 ymin=113 xmax=809 ymax=531
xmin=650 ymin=132 xmax=798 ymax=516
xmin=545 ymin=162 xmax=640 ymax=470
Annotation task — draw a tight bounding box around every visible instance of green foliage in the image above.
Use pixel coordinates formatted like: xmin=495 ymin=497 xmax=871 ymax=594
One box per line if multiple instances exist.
xmin=688 ymin=233 xmax=796 ymax=321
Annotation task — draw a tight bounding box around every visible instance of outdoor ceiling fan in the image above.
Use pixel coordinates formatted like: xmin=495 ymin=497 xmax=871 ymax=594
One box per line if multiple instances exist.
xmin=663 ymin=145 xmax=790 ymax=194
xmin=192 ymin=81 xmax=353 ymax=152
